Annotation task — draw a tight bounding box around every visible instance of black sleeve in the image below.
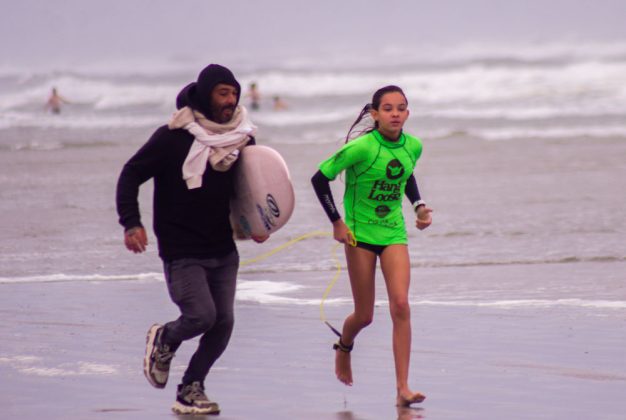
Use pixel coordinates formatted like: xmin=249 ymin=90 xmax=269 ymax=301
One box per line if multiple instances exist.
xmin=115 ymin=126 xmax=168 ymax=230
xmin=311 ymin=170 xmax=341 ymax=223
xmin=404 ymin=173 xmax=422 ymax=204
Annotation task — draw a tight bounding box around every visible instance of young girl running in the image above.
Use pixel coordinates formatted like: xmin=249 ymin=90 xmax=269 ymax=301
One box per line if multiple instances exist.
xmin=311 ymin=85 xmax=432 ymax=406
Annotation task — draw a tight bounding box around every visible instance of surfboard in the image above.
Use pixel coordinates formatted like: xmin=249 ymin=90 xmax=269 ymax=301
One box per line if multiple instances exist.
xmin=230 ymin=145 xmax=295 ymax=239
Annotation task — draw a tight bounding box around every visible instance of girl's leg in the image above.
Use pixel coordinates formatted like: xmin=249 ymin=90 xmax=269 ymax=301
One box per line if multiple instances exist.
xmin=335 ymin=244 xmax=377 ymax=385
xmin=380 ymin=244 xmax=425 ymax=405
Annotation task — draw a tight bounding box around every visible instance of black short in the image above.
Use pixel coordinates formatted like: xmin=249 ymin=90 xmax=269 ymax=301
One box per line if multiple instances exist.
xmin=355 ymin=241 xmax=388 ymax=256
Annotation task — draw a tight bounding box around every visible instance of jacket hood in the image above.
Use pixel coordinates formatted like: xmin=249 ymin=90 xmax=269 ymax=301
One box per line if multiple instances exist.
xmin=175 ymin=64 xmax=241 ymax=118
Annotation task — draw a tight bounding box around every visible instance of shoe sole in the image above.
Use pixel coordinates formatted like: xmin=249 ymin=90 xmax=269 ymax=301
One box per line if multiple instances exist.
xmin=143 ymin=323 xmax=166 ymax=389
xmin=172 ymin=401 xmax=220 ymax=415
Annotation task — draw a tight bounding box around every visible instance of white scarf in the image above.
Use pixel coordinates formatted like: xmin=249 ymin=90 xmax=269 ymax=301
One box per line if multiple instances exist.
xmin=168 ymin=105 xmax=257 ymax=189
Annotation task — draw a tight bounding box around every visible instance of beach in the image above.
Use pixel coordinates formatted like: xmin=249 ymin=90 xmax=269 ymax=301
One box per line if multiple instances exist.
xmin=1 ymin=262 xmax=625 ymax=419
xmin=1 ymin=41 xmax=626 ymax=419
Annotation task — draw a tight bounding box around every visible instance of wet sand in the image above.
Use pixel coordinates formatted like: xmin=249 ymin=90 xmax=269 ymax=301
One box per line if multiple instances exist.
xmin=1 ymin=262 xmax=625 ymax=420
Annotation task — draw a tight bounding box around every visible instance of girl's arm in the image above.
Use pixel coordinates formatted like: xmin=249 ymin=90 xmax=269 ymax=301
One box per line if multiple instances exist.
xmin=405 ymin=173 xmax=432 ymax=230
xmin=311 ymin=170 xmax=340 ymax=222
xmin=311 ymin=170 xmax=354 ymax=244
xmin=404 ymin=173 xmax=422 ymax=206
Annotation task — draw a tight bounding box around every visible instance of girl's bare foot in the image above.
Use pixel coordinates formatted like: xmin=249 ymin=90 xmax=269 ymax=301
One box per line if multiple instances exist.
xmin=334 ymin=345 xmax=353 ymax=385
xmin=396 ymin=391 xmax=426 ymax=407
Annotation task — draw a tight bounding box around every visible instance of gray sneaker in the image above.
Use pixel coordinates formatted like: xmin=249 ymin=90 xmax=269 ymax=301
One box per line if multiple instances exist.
xmin=172 ymin=381 xmax=220 ymax=415
xmin=143 ymin=324 xmax=174 ymax=388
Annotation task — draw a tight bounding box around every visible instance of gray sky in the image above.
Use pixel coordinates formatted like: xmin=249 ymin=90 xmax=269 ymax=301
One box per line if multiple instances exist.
xmin=2 ymin=0 xmax=625 ymax=66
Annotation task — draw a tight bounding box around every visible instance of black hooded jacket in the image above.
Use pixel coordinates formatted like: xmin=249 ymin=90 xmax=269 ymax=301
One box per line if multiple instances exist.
xmin=115 ymin=64 xmax=253 ymax=261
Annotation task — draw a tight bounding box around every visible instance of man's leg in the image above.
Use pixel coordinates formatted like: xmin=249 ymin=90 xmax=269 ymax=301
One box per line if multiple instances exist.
xmin=164 ymin=251 xmax=238 ymax=415
xmin=181 ymin=250 xmax=239 ymax=384
xmin=144 ymin=257 xmax=220 ymax=389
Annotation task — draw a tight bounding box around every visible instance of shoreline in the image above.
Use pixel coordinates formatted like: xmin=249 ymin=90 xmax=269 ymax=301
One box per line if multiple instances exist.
xmin=1 ymin=262 xmax=625 ymax=419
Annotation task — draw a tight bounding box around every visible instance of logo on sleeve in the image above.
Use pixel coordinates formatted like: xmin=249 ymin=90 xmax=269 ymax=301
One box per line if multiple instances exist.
xmin=386 ymin=159 xmax=404 ymax=180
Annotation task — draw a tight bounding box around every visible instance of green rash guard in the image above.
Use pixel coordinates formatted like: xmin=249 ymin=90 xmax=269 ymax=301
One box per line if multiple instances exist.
xmin=318 ymin=130 xmax=423 ymax=245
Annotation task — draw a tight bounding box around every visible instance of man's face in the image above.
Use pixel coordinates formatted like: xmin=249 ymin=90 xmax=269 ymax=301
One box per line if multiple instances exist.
xmin=210 ymin=83 xmax=238 ymax=123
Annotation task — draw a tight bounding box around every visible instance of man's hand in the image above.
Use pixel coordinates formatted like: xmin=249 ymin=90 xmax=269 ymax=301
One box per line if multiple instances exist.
xmin=124 ymin=227 xmax=148 ymax=253
xmin=415 ymin=206 xmax=433 ymax=230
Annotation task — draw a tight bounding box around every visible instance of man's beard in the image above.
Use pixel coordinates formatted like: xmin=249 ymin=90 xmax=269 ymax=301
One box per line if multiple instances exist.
xmin=213 ymin=105 xmax=236 ymax=123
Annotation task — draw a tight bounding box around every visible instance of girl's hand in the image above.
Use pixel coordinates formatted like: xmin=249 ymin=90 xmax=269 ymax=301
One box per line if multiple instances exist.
xmin=251 ymin=234 xmax=269 ymax=243
xmin=415 ymin=206 xmax=433 ymax=230
xmin=332 ymin=219 xmax=356 ymax=246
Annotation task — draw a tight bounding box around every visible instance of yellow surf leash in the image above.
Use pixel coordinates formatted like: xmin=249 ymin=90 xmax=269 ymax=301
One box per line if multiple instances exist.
xmin=320 ymin=232 xmax=355 ymax=337
xmin=240 ymin=230 xmax=332 ymax=266
xmin=319 ymin=241 xmax=344 ymax=337
xmin=239 ymin=229 xmax=356 ymax=338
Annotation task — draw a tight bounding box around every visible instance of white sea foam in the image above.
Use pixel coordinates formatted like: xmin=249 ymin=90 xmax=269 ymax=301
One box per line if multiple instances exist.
xmin=238 ymin=60 xmax=626 ymax=104
xmin=1 ymin=273 xmax=623 ymax=311
xmin=0 ymin=356 xmax=118 ymax=377
xmin=469 ymin=125 xmax=626 ymax=141
xmin=412 ymin=299 xmax=626 ymax=310
xmin=0 ymin=272 xmax=164 ymax=284
xmin=234 ymin=280 xmax=626 ymax=310
xmin=236 ymin=279 xmax=347 ymax=305
xmin=0 ymin=74 xmax=177 ymax=114
xmin=237 ymin=288 xmax=626 ymax=310
xmin=0 ymin=111 xmax=163 ymax=131
xmin=0 ymin=355 xmax=41 ymax=364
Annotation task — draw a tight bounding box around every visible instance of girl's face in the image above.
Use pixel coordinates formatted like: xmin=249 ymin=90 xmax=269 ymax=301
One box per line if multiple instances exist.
xmin=370 ymin=91 xmax=409 ymax=140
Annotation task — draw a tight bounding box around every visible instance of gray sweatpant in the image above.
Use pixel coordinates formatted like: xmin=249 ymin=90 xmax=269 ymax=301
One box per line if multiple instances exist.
xmin=161 ymin=251 xmax=239 ymax=385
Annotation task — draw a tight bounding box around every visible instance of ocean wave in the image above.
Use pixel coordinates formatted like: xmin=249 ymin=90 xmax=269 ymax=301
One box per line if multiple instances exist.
xmin=236 ymin=280 xmax=349 ymax=306
xmin=3 ymin=40 xmax=626 ymax=78
xmin=278 ymin=40 xmax=626 ymax=71
xmin=2 ymin=254 xmax=623 ymax=285
xmin=0 ymin=74 xmax=178 ymax=112
xmin=0 ymin=53 xmax=624 ymax=133
xmin=239 ymin=60 xmax=626 ymax=104
xmin=417 ymin=255 xmax=626 ymax=269
xmin=2 ymin=273 xmax=624 ymax=311
xmin=465 ymin=125 xmax=626 ymax=141
xmin=1 ymin=54 xmax=625 ymax=113
xmin=0 ymin=272 xmax=164 ymax=284
xmin=0 ymin=356 xmax=119 ymax=377
xmin=2 ymin=108 xmax=625 ymax=138
xmin=236 ymin=283 xmax=626 ymax=310
xmin=0 ymin=138 xmax=121 ymax=151
xmin=0 ymin=110 xmax=163 ymax=131
xmin=236 ymin=280 xmax=623 ymax=310
xmin=411 ymin=298 xmax=626 ymax=310
xmin=253 ymin=108 xmax=355 ymax=127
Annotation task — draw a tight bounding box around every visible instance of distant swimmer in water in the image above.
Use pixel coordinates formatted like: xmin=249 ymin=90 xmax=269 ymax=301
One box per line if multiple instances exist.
xmin=273 ymin=95 xmax=287 ymax=111
xmin=247 ymin=82 xmax=260 ymax=110
xmin=311 ymin=85 xmax=433 ymax=407
xmin=45 ymin=87 xmax=70 ymax=114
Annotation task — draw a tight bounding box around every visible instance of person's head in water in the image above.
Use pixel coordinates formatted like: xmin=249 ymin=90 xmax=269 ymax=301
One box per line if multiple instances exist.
xmin=179 ymin=64 xmax=242 ymax=124
xmin=345 ymin=85 xmax=408 ymax=143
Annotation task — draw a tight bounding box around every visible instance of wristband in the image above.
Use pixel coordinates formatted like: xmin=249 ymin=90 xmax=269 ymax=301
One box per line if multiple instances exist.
xmin=412 ymin=200 xmax=426 ymax=213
